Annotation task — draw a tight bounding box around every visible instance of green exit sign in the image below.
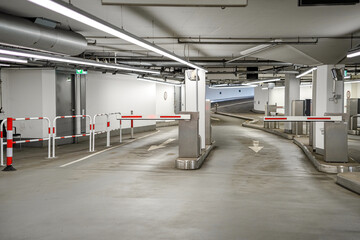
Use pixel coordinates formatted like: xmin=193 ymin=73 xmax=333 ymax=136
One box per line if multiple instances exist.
xmin=76 ymin=69 xmax=87 ymax=75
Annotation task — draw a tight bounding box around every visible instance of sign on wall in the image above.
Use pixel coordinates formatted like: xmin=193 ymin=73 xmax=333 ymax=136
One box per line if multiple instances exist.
xmin=76 ymin=69 xmax=88 ymax=75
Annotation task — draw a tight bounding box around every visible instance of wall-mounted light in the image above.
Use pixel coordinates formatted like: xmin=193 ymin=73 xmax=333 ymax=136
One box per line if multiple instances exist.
xmin=27 ymin=0 xmax=207 ymax=72
xmin=296 ymin=67 xmax=317 ymax=78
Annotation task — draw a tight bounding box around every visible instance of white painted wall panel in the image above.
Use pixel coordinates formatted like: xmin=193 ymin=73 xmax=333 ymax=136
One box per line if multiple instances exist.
xmin=156 ymin=83 xmax=175 ymax=117
xmin=86 ymin=72 xmax=156 ymax=132
xmin=205 ymin=86 xmax=254 ymax=102
xmin=1 ymin=69 xmax=55 ymax=138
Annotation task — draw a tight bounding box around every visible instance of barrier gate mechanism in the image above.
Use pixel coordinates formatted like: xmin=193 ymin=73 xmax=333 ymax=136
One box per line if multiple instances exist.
xmin=92 ymin=112 xmax=121 ymax=151
xmin=1 ymin=117 xmax=51 ymax=171
xmin=264 ymin=116 xmax=343 ymax=122
xmin=52 ymin=115 xmax=93 ymax=158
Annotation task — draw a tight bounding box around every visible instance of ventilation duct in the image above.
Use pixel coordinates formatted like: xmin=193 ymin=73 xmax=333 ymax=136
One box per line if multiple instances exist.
xmin=0 ymin=12 xmax=87 ymax=56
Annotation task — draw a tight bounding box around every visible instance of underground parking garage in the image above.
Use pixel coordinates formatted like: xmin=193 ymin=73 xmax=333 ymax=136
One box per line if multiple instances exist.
xmin=0 ymin=0 xmax=360 ymax=239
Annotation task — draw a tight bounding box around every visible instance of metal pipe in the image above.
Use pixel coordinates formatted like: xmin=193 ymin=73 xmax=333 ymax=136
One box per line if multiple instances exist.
xmin=0 ymin=12 xmax=87 ymax=56
xmin=178 ymin=40 xmax=318 ymax=45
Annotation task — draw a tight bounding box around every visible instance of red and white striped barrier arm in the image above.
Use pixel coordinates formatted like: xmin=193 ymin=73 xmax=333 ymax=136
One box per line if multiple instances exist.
xmin=54 ymin=133 xmax=91 ymax=140
xmin=118 ymin=114 xmax=191 ymax=120
xmin=264 ymin=116 xmax=343 ymax=122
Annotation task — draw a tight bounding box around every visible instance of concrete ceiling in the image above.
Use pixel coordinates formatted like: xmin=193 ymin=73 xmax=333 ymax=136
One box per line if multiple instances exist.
xmin=0 ymin=0 xmax=359 ymax=68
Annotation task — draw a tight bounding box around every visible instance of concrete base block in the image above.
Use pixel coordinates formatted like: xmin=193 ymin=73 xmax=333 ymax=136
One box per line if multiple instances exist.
xmin=337 ymin=173 xmax=360 ymax=195
xmin=175 ymin=142 xmax=215 ymax=170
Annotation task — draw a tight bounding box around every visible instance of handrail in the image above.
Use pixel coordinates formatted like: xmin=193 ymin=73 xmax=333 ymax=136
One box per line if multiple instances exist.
xmin=1 ymin=117 xmax=51 ymax=170
xmin=52 ymin=115 xmax=93 ymax=158
xmin=92 ymin=112 xmax=121 ymax=151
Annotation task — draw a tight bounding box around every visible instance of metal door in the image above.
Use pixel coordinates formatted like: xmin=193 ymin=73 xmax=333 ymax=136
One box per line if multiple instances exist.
xmin=56 ymin=71 xmax=75 ymax=144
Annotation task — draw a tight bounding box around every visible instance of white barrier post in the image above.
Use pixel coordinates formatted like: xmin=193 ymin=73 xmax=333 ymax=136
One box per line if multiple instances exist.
xmin=119 ymin=119 xmax=122 ymax=143
xmin=106 ymin=114 xmax=110 ymax=147
xmin=130 ymin=110 xmax=134 ymax=139
xmin=92 ymin=113 xmax=109 ymax=151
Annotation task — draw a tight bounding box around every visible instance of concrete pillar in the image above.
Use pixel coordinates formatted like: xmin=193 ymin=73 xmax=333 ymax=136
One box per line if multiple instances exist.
xmin=184 ymin=69 xmax=206 ymax=149
xmin=284 ymin=74 xmax=300 ymax=132
xmin=312 ymin=65 xmax=344 ymax=154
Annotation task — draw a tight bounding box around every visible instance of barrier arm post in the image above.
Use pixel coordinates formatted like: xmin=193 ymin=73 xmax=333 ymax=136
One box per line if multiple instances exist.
xmin=3 ymin=118 xmax=15 ymax=171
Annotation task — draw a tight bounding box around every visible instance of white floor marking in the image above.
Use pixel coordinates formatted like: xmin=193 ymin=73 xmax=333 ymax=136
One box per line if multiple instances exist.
xmin=148 ymin=138 xmax=176 ymax=151
xmin=249 ymin=140 xmax=264 ymax=153
xmin=60 ymin=130 xmax=160 ymax=168
xmin=211 ymin=117 xmax=220 ymax=121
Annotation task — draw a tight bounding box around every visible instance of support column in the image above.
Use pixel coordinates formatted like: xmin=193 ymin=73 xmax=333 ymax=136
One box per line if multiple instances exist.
xmin=312 ymin=65 xmax=344 ymax=154
xmin=284 ymin=73 xmax=300 ymax=133
xmin=184 ymin=69 xmax=206 ymax=149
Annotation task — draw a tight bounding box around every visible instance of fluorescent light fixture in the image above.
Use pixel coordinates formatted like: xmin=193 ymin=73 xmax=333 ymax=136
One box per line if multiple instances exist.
xmin=137 ymin=77 xmax=182 ymax=86
xmin=244 ymin=78 xmax=281 ymax=85
xmin=0 ymin=48 xmax=159 ymax=74
xmin=27 ymin=0 xmax=206 ymax=72
xmin=0 ymin=56 xmax=28 ymax=64
xmin=0 ymin=63 xmax=11 ymax=67
xmin=296 ymin=67 xmax=317 ymax=78
xmin=209 ymin=85 xmax=257 ymax=89
xmin=227 ymin=40 xmax=281 ymax=63
xmin=345 ymin=80 xmax=360 ymax=84
xmin=347 ymin=47 xmax=360 ymax=58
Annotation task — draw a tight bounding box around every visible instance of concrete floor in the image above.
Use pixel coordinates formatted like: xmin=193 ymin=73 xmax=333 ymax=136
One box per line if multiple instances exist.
xmin=0 ymin=114 xmax=359 ymax=239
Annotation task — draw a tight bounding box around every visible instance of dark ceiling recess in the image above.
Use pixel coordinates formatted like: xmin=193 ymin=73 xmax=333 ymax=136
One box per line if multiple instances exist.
xmin=247 ymin=67 xmax=258 ymax=80
xmin=298 ymin=0 xmax=359 ymax=6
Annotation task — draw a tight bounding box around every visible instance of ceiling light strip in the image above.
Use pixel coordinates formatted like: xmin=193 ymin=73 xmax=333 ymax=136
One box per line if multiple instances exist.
xmin=27 ymin=0 xmax=207 ymax=72
xmin=0 ymin=56 xmax=28 ymax=64
xmin=296 ymin=67 xmax=317 ymax=78
xmin=0 ymin=48 xmax=159 ymax=74
xmin=137 ymin=77 xmax=182 ymax=86
xmin=244 ymin=78 xmax=281 ymax=85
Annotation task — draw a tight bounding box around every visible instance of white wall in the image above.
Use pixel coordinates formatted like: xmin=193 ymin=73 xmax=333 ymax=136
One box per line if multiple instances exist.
xmin=344 ymin=82 xmax=360 ymax=112
xmin=156 ymin=83 xmax=175 ymax=118
xmin=1 ymin=69 xmax=56 ymax=138
xmin=254 ymin=85 xmax=313 ymax=114
xmin=254 ymin=86 xmax=268 ymax=112
xmin=206 ymin=86 xmax=254 ymax=102
xmin=86 ymin=72 xmax=157 ymax=132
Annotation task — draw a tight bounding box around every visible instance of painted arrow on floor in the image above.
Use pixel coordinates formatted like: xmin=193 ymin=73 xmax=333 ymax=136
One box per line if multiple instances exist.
xmin=148 ymin=138 xmax=176 ymax=151
xmin=249 ymin=140 xmax=263 ymax=153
